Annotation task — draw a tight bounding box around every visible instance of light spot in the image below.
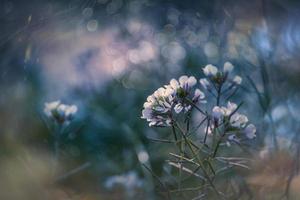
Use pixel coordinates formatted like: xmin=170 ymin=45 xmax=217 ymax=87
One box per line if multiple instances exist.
xmin=138 ymin=151 xmax=149 ymax=164
xmin=87 ymin=20 xmax=98 ymax=32
xmin=204 ymin=42 xmax=219 ymax=58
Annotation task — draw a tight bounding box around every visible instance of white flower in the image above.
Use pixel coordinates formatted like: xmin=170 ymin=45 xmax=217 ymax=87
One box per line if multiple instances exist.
xmin=203 ymin=64 xmax=218 ymax=76
xmin=199 ymin=78 xmax=210 ymax=89
xmin=179 ymin=75 xmax=189 ymax=86
xmin=212 ymin=102 xmax=237 ymax=120
xmin=202 ymin=62 xmax=243 ymax=88
xmin=230 ymin=113 xmax=248 ymax=128
xmin=141 ymin=76 xmax=206 ymax=127
xmin=141 ymin=108 xmax=152 ymax=120
xmin=67 ymin=105 xmax=77 ymax=117
xmin=212 ymin=106 xmax=225 ymax=119
xmin=185 ymin=105 xmax=192 ymax=112
xmin=44 ymin=100 xmax=60 ymax=117
xmin=44 ymin=101 xmax=78 ymax=123
xmin=233 ymin=75 xmax=242 ymax=84
xmin=170 ymin=78 xmax=179 ymax=89
xmin=178 ymin=75 xmax=197 ymax=89
xmin=141 ymin=86 xmax=174 ymax=126
xmin=193 ymin=89 xmax=205 ymax=102
xmin=174 ymin=103 xmax=184 ymax=113
xmin=187 ymin=76 xmax=197 ymax=87
xmin=206 ymin=123 xmax=214 ymax=135
xmin=244 ymin=124 xmax=256 ymax=139
xmin=223 ymin=101 xmax=237 ymax=116
xmin=104 ymin=171 xmax=143 ymax=192
xmin=223 ymin=62 xmax=234 ymax=73
xmin=57 ymin=104 xmax=77 ymax=119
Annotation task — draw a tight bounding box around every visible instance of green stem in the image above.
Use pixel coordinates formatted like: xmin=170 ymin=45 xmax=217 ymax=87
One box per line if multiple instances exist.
xmin=185 ymin=98 xmax=206 ymax=115
xmin=174 ymin=123 xmax=222 ymax=196
xmin=216 ymin=83 xmax=223 ymax=106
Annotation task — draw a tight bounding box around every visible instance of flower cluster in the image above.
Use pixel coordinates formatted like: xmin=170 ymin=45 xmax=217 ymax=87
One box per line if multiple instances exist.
xmin=44 ymin=100 xmax=78 ymax=124
xmin=104 ymin=171 xmax=143 ymax=190
xmin=211 ymin=101 xmax=256 ymax=141
xmin=104 ymin=171 xmax=143 ymax=198
xmin=141 ymin=76 xmax=205 ymax=127
xmin=141 ymin=62 xmax=258 ymax=198
xmin=200 ymin=62 xmax=242 ymax=90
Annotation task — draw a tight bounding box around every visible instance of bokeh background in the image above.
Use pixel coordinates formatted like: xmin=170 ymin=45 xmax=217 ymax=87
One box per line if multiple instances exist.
xmin=1 ymin=0 xmax=300 ymax=199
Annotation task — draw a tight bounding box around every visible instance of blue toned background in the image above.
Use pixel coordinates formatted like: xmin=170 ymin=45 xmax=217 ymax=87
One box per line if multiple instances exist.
xmin=1 ymin=0 xmax=300 ymax=199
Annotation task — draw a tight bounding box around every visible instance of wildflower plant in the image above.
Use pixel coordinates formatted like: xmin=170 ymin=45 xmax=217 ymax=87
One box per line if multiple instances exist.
xmin=43 ymin=100 xmax=78 ymax=173
xmin=141 ymin=62 xmax=256 ymax=199
xmin=44 ymin=100 xmax=77 ymax=125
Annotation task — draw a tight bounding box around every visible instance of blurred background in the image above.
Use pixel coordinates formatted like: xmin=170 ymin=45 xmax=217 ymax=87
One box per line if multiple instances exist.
xmin=1 ymin=0 xmax=300 ymax=199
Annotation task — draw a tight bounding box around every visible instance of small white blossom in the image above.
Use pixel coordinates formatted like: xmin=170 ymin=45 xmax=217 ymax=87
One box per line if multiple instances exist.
xmin=170 ymin=78 xmax=179 ymax=89
xmin=212 ymin=102 xmax=237 ymax=120
xmin=244 ymin=124 xmax=256 ymax=139
xmin=104 ymin=171 xmax=143 ymax=197
xmin=224 ymin=101 xmax=237 ymax=116
xmin=202 ymin=62 xmax=243 ymax=88
xmin=58 ymin=104 xmax=77 ymax=118
xmin=233 ymin=75 xmax=242 ymax=84
xmin=212 ymin=106 xmax=225 ymax=119
xmin=178 ymin=75 xmax=197 ymax=89
xmin=199 ymin=78 xmax=210 ymax=89
xmin=44 ymin=101 xmax=78 ymax=124
xmin=193 ymin=89 xmax=205 ymax=102
xmin=230 ymin=113 xmax=248 ymax=128
xmin=206 ymin=123 xmax=215 ymax=135
xmin=203 ymin=64 xmax=218 ymax=76
xmin=174 ymin=103 xmax=184 ymax=113
xmin=223 ymin=62 xmax=234 ymax=73
xmin=44 ymin=101 xmax=60 ymax=117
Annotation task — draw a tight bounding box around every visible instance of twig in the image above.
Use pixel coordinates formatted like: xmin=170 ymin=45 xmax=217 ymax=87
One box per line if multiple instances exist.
xmin=55 ymin=162 xmax=91 ymax=182
xmin=142 ymin=163 xmax=172 ymax=200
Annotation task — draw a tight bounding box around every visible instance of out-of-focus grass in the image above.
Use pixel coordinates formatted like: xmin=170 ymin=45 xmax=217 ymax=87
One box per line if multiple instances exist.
xmin=0 ymin=142 xmax=147 ymax=200
xmin=248 ymin=151 xmax=300 ymax=200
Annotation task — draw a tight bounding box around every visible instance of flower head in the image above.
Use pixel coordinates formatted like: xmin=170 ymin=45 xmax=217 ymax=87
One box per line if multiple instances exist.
xmin=223 ymin=62 xmax=234 ymax=73
xmin=233 ymin=75 xmax=242 ymax=85
xmin=244 ymin=124 xmax=256 ymax=139
xmin=212 ymin=101 xmax=237 ymax=120
xmin=104 ymin=171 xmax=143 ymax=197
xmin=212 ymin=106 xmax=225 ymax=119
xmin=201 ymin=62 xmax=242 ymax=86
xmin=203 ymin=64 xmax=218 ymax=76
xmin=44 ymin=100 xmax=78 ymax=124
xmin=209 ymin=101 xmax=256 ymax=142
xmin=141 ymin=75 xmax=205 ymax=127
xmin=230 ymin=113 xmax=248 ymax=128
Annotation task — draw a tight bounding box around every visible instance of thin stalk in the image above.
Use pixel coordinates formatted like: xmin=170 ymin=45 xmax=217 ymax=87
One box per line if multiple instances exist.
xmin=174 ymin=123 xmax=223 ymax=197
xmin=203 ymin=118 xmax=210 ymax=144
xmin=171 ymin=124 xmax=178 ymax=141
xmin=185 ymin=98 xmax=206 ymax=115
xmin=216 ymin=83 xmax=223 ymax=106
xmin=212 ymin=131 xmax=226 ymax=158
xmin=142 ymin=164 xmax=172 ymax=200
xmin=53 ymin=124 xmax=62 ymax=176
